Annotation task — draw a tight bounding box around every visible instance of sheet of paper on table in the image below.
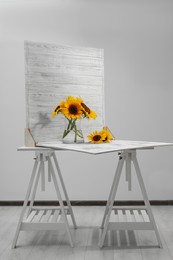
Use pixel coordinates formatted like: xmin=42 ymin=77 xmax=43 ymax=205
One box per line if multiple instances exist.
xmin=36 ymin=140 xmax=173 ymax=155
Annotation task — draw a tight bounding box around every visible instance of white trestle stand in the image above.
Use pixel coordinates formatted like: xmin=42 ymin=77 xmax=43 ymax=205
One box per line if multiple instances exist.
xmin=99 ymin=149 xmax=162 ymax=248
xmin=12 ymin=147 xmax=77 ymax=248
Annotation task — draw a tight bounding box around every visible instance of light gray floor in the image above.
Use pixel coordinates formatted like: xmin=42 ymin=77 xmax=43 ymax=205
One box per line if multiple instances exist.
xmin=0 ymin=206 xmax=173 ymax=260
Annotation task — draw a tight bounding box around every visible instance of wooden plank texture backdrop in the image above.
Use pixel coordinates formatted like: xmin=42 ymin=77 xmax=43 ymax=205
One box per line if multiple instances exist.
xmin=25 ymin=41 xmax=105 ymax=143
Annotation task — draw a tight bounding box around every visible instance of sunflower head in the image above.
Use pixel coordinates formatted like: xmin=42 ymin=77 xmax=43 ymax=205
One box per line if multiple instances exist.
xmin=62 ymin=96 xmax=83 ymax=119
xmin=81 ymin=102 xmax=97 ymax=119
xmin=51 ymin=105 xmax=61 ymax=118
xmin=100 ymin=128 xmax=113 ymax=143
xmin=88 ymin=131 xmax=106 ymax=144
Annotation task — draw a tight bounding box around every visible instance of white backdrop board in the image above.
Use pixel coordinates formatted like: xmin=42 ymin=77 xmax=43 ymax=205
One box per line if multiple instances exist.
xmin=25 ymin=41 xmax=105 ymax=143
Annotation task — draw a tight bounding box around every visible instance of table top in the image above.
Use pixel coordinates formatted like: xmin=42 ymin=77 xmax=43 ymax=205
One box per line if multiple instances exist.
xmin=18 ymin=140 xmax=173 ymax=155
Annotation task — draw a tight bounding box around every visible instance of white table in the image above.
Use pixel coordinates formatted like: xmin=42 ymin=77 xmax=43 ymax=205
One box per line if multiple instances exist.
xmin=13 ymin=140 xmax=173 ymax=248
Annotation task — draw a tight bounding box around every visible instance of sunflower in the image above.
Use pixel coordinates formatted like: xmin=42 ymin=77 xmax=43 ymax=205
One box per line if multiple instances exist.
xmin=62 ymin=96 xmax=83 ymax=119
xmin=100 ymin=128 xmax=113 ymax=143
xmin=87 ymin=109 xmax=97 ymax=119
xmin=88 ymin=131 xmax=106 ymax=144
xmin=51 ymin=105 xmax=61 ymax=118
xmin=81 ymin=102 xmax=97 ymax=119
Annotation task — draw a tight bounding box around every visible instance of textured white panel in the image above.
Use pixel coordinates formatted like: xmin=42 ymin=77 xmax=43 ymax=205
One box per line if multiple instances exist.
xmin=25 ymin=41 xmax=105 ymax=143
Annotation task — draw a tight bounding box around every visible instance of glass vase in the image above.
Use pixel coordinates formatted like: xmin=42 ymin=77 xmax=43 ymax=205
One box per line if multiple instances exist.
xmin=62 ymin=118 xmax=84 ymax=144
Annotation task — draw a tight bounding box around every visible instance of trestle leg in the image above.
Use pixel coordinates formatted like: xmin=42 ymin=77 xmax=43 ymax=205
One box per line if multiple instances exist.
xmin=12 ymin=150 xmax=76 ymax=248
xmin=99 ymin=150 xmax=162 ymax=248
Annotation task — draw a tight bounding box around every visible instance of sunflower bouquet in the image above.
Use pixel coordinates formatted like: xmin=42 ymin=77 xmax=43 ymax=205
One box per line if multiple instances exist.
xmin=51 ymin=96 xmax=97 ymax=143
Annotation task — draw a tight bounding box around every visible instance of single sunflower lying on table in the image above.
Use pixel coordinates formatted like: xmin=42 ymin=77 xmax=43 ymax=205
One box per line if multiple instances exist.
xmin=88 ymin=127 xmax=114 ymax=144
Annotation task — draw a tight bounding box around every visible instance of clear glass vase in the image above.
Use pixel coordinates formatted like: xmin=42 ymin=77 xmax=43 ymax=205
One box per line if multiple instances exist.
xmin=62 ymin=118 xmax=84 ymax=144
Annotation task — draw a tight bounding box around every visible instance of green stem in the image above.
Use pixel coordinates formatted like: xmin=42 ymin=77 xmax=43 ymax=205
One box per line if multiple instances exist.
xmin=74 ymin=129 xmax=77 ymax=142
xmin=72 ymin=128 xmax=83 ymax=138
xmin=63 ymin=118 xmax=72 ymax=138
xmin=63 ymin=118 xmax=83 ymax=143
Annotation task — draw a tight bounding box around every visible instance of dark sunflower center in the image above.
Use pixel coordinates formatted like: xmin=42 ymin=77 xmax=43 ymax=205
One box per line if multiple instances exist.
xmin=81 ymin=103 xmax=90 ymax=114
xmin=93 ymin=135 xmax=101 ymax=141
xmin=69 ymin=105 xmax=78 ymax=115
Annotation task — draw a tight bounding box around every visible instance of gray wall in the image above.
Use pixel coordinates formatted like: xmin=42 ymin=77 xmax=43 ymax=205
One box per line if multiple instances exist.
xmin=0 ymin=0 xmax=173 ymax=201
